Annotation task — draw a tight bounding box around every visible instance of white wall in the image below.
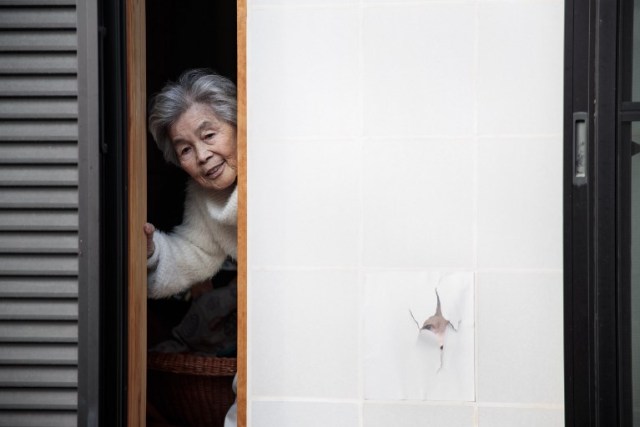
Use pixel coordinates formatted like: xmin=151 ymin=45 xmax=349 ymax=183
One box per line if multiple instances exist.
xmin=247 ymin=0 xmax=565 ymax=425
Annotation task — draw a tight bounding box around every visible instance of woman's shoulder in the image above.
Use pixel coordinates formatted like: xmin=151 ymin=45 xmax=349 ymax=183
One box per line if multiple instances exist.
xmin=185 ymin=180 xmax=237 ymax=225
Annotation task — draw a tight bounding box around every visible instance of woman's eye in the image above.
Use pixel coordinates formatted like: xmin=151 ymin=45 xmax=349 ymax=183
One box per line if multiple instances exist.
xmin=204 ymin=132 xmax=215 ymax=140
xmin=179 ymin=146 xmax=192 ymax=157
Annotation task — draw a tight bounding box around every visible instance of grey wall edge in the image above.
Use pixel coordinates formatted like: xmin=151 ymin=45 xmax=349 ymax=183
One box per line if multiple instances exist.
xmin=76 ymin=0 xmax=101 ymax=425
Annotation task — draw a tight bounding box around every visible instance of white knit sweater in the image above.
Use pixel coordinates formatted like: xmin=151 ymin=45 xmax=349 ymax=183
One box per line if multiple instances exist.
xmin=147 ymin=180 xmax=237 ymax=298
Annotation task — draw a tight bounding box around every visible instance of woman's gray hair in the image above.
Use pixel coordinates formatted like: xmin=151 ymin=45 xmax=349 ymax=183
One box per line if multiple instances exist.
xmin=148 ymin=69 xmax=237 ymax=165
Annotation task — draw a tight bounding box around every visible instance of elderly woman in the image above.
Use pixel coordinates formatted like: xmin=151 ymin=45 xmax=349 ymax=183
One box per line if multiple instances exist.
xmin=144 ymin=69 xmax=238 ymax=427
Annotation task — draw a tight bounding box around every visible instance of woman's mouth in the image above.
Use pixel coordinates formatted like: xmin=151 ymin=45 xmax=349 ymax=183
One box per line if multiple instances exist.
xmin=205 ymin=162 xmax=225 ymax=179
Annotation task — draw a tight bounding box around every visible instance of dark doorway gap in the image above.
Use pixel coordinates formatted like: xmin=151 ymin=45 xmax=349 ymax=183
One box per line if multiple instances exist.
xmin=145 ymin=2 xmax=237 ymax=426
xmin=146 ymin=0 xmax=237 ymax=232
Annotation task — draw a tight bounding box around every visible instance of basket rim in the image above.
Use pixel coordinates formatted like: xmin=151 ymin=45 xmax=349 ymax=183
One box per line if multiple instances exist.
xmin=147 ymin=352 xmax=237 ymax=377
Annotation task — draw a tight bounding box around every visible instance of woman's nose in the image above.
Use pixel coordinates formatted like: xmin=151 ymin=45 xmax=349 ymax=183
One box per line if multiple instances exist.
xmin=195 ymin=143 xmax=213 ymax=164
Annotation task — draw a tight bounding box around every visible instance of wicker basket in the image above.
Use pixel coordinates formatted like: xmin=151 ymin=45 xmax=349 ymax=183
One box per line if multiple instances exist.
xmin=147 ymin=352 xmax=237 ymax=427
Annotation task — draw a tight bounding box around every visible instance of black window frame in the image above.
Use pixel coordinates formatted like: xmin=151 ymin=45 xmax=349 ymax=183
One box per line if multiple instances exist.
xmin=97 ymin=0 xmax=128 ymax=424
xmin=564 ymin=0 xmax=638 ymax=425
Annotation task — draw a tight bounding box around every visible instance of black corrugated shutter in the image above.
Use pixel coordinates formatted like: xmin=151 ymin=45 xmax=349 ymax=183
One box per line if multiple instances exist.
xmin=0 ymin=1 xmax=93 ymax=425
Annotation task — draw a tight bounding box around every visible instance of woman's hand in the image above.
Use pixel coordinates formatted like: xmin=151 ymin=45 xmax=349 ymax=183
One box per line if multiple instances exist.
xmin=143 ymin=223 xmax=156 ymax=258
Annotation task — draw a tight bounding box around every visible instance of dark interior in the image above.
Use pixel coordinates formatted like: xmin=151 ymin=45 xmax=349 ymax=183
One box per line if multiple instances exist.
xmin=146 ymin=0 xmax=237 ymax=233
xmin=145 ymin=2 xmax=237 ymax=426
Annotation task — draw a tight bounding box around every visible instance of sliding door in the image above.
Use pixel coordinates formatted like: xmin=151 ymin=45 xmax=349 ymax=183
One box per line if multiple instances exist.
xmin=565 ymin=0 xmax=640 ymax=424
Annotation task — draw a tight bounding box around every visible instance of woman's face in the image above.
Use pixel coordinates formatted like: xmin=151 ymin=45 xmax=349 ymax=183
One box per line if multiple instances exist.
xmin=169 ymin=103 xmax=237 ymax=191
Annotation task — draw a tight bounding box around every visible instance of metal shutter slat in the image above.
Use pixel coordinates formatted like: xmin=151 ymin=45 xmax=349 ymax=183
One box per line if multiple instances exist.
xmin=0 ymin=343 xmax=77 ymax=365
xmin=0 ymin=321 xmax=77 ymax=342
xmin=0 ymin=389 xmax=77 ymax=410
xmin=0 ymin=188 xmax=78 ymax=209
xmin=0 ymin=52 xmax=77 ymax=74
xmin=0 ymin=231 xmax=78 ymax=254
xmin=0 ymin=121 xmax=77 ymax=141
xmin=0 ymin=9 xmax=76 ymax=30
xmin=0 ymin=99 xmax=77 ymax=119
xmin=0 ymin=31 xmax=76 ymax=51
xmin=0 ymin=366 xmax=77 ymax=387
xmin=0 ymin=255 xmax=78 ymax=276
xmin=0 ymin=165 xmax=78 ymax=186
xmin=0 ymin=210 xmax=78 ymax=231
xmin=0 ymin=411 xmax=76 ymax=427
xmin=0 ymin=1 xmax=76 ymax=5
xmin=0 ymin=300 xmax=77 ymax=320
xmin=0 ymin=76 xmax=76 ymax=97
xmin=0 ymin=277 xmax=77 ymax=298
xmin=0 ymin=142 xmax=77 ymax=164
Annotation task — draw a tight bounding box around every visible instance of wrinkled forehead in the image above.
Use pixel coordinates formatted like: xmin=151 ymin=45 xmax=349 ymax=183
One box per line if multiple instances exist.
xmin=169 ymin=104 xmax=222 ymax=138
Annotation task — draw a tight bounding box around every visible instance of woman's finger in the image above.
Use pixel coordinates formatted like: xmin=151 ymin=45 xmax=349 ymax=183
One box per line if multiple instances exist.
xmin=143 ymin=222 xmax=155 ymax=235
xmin=144 ymin=222 xmax=156 ymax=257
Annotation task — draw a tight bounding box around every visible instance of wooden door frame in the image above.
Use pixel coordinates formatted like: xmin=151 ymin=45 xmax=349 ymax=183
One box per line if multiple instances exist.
xmin=125 ymin=0 xmax=247 ymax=425
xmin=126 ymin=0 xmax=147 ymax=425
xmin=236 ymin=1 xmax=248 ymax=425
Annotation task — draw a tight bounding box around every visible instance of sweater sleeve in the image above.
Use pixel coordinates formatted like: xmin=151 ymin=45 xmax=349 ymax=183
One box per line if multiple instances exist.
xmin=146 ymin=187 xmax=228 ymax=299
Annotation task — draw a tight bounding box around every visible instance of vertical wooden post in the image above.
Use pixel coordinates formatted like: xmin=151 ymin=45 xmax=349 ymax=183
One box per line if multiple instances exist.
xmin=126 ymin=0 xmax=147 ymax=425
xmin=237 ymin=0 xmax=248 ymax=426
